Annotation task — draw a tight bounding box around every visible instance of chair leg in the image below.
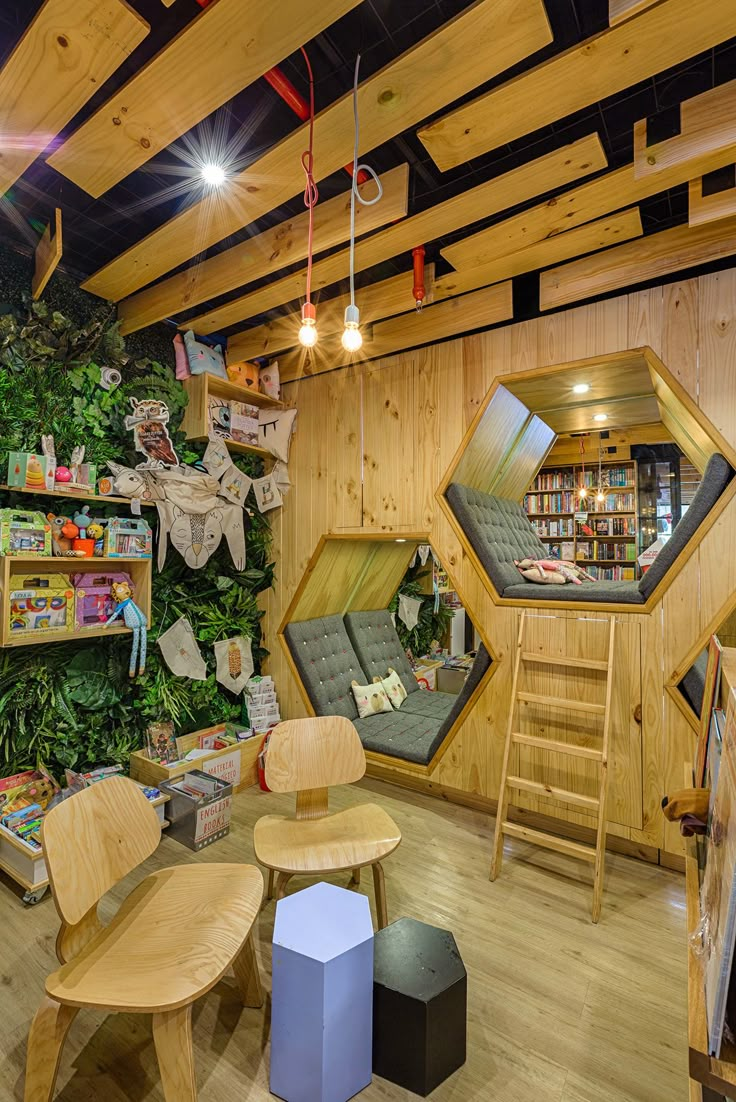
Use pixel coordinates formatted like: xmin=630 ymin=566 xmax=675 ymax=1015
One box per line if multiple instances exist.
xmin=350 ymin=867 xmax=361 ymax=886
xmin=372 ymin=862 xmax=388 ymax=930
xmin=152 ymin=1004 xmax=197 ymax=1102
xmin=232 ymin=935 xmax=264 ymax=1008
xmin=275 ymin=872 xmax=292 ymax=901
xmin=24 ymin=996 xmax=78 ymax=1102
xmin=266 ymin=868 xmax=275 ymax=900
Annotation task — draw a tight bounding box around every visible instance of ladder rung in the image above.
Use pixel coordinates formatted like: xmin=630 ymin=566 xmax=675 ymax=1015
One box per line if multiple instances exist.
xmin=502 ymin=821 xmax=597 ymax=862
xmin=506 ymin=775 xmax=600 ymax=811
xmin=521 ymin=651 xmax=609 ymax=672
xmin=517 ymin=691 xmax=605 ymax=715
xmin=512 ymin=732 xmax=603 ymax=761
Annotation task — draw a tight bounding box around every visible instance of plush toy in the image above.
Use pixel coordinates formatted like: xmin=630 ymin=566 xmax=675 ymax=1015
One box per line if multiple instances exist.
xmin=515 ymin=558 xmax=596 ymax=585
xmin=73 ymin=506 xmax=91 ymax=537
xmin=661 ymin=788 xmax=710 ymax=836
xmin=47 ymin=513 xmax=84 ymax=556
xmin=105 ymin=580 xmax=148 ymax=677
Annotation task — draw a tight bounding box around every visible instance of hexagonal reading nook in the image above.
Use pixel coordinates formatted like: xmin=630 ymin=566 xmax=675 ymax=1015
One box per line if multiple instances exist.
xmin=438 ymin=347 xmax=736 ymax=613
xmin=277 ymin=534 xmax=495 ymax=773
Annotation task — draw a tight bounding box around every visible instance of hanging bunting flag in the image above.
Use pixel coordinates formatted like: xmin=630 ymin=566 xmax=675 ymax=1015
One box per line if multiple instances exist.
xmin=398 ymin=593 xmax=422 ymax=631
xmin=214 ymin=636 xmax=254 ymax=694
xmin=156 ymin=616 xmax=207 ymax=680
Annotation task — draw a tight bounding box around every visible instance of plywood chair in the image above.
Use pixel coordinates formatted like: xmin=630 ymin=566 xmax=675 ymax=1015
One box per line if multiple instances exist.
xmin=253 ymin=716 xmax=401 ymax=928
xmin=25 ymin=776 xmax=263 ymax=1102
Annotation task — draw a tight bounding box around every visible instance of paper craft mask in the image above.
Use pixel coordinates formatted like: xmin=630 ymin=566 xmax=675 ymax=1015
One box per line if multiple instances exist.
xmin=157 ymin=616 xmax=207 ymax=680
xmin=214 ymin=635 xmax=254 ymax=694
xmin=124 ymin=398 xmax=179 ymax=468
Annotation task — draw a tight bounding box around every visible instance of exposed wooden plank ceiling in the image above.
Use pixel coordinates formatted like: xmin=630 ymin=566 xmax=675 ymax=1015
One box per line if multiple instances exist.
xmin=689 ymin=174 xmax=736 ymax=227
xmin=46 ymin=0 xmax=364 ymax=198
xmin=608 ymin=0 xmax=658 ymax=26
xmin=277 ymin=282 xmax=513 ymax=381
xmin=117 ymin=162 xmax=410 ymax=334
xmin=416 ymin=0 xmax=736 ymax=171
xmin=504 ymin=351 xmax=653 ymax=411
xmin=185 ymin=133 xmax=606 ymax=334
xmin=0 ymin=0 xmax=149 ymax=197
xmin=632 ymin=79 xmax=736 ymax=180
xmin=540 ymin=214 xmax=736 ymax=310
xmin=538 ymin=395 xmax=662 ymax=433
xmin=81 ymin=0 xmax=553 ymax=302
xmin=31 ymin=208 xmax=62 ymax=299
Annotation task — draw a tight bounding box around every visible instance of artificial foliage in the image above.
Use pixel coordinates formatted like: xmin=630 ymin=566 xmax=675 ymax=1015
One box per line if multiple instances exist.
xmin=0 ymin=288 xmax=275 ymax=778
xmin=389 ymin=561 xmax=454 ymax=659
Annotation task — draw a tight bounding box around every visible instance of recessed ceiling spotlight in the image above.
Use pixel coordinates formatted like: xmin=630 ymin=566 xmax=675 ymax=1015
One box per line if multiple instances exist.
xmin=572 ymin=383 xmax=590 ymax=394
xmin=593 ymin=413 xmax=608 ymax=422
xmin=395 ymin=538 xmax=407 ymax=543
xmin=201 ymin=163 xmax=227 ymax=187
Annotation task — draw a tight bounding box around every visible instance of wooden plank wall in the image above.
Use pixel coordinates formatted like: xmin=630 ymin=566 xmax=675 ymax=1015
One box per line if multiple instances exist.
xmin=263 ymin=270 xmax=736 ymax=861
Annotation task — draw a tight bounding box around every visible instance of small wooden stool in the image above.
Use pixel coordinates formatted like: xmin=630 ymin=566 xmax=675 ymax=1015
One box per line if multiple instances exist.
xmin=372 ymin=917 xmax=467 ymax=1096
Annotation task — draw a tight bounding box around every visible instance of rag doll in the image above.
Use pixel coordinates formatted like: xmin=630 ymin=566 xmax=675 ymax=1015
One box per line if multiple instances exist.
xmin=105 ymin=580 xmax=148 ymax=677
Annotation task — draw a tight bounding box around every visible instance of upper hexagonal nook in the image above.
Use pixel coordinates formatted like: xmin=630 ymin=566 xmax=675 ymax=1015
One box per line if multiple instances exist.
xmin=278 ymin=534 xmax=495 ymax=774
xmin=438 ymin=348 xmax=736 ymax=612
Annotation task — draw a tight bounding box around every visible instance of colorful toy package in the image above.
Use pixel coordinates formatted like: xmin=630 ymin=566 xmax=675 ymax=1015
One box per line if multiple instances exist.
xmin=6 ymin=451 xmax=55 ymax=491
xmin=9 ymin=574 xmax=75 ymax=633
xmin=104 ymin=516 xmax=152 ymax=558
xmin=0 ymin=510 xmax=52 ymax=556
xmin=71 ymin=571 xmax=132 ymax=629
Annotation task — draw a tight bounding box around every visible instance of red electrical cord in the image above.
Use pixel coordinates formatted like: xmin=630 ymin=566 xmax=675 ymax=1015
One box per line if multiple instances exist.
xmin=300 ymin=46 xmax=318 ymax=311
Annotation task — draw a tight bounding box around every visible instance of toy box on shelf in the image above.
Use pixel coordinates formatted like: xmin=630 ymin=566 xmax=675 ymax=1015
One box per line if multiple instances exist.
xmin=129 ymin=722 xmax=260 ymax=793
xmin=159 ymin=770 xmax=233 ymax=851
xmin=8 ymin=573 xmax=75 ymax=636
xmin=103 ymin=516 xmax=152 ymax=558
xmin=0 ymin=510 xmax=51 ymax=556
xmin=6 ymin=452 xmax=55 ymax=492
xmin=72 ymin=571 xmax=133 ymax=630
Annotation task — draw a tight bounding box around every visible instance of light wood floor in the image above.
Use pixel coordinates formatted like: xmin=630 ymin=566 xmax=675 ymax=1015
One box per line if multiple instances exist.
xmin=0 ymin=778 xmax=688 ymax=1102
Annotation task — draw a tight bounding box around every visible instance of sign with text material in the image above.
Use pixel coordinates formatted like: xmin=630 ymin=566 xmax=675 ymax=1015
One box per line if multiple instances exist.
xmin=194 ymin=795 xmax=232 ymax=845
xmin=202 ymin=747 xmax=241 ymax=787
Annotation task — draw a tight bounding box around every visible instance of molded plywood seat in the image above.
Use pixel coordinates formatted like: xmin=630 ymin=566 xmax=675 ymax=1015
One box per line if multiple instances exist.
xmin=46 ymin=863 xmax=263 ymax=1012
xmin=254 ymin=717 xmax=401 ymax=928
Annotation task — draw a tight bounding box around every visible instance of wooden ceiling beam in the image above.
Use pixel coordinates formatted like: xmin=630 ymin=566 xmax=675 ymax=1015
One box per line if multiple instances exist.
xmin=689 ymin=173 xmax=736 ymax=227
xmin=117 ymin=163 xmax=410 ymax=335
xmin=47 ymin=0 xmax=364 ymax=198
xmin=81 ymin=0 xmax=552 ymax=303
xmin=442 ymin=137 xmax=736 ymax=272
xmin=0 ymin=0 xmax=149 ymax=198
xmin=276 ymin=282 xmax=513 ymax=382
xmin=608 ymin=0 xmax=658 ymax=25
xmin=227 ymin=265 xmax=435 ymax=362
xmin=633 ymin=79 xmax=736 ymax=180
xmin=540 ymin=214 xmax=736 ymax=310
xmin=185 ymin=133 xmax=606 ymax=334
xmin=417 ymin=0 xmax=736 ymax=171
xmin=32 ymin=209 xmax=62 ymax=300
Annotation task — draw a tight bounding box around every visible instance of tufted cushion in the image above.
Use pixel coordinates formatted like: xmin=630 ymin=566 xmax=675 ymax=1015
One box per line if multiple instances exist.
xmin=638 ymin=453 xmax=734 ymax=599
xmin=344 ymin=610 xmax=419 ymax=696
xmin=446 ymin=483 xmax=547 ymax=593
xmin=284 ymin=615 xmax=367 ymax=720
xmin=353 ymin=712 xmax=446 ymax=765
xmin=504 ymin=580 xmax=643 ymax=603
xmin=401 ymin=690 xmax=456 ymax=722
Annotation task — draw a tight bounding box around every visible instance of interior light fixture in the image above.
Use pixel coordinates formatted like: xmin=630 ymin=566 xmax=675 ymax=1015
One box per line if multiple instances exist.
xmin=395 ymin=538 xmax=407 ymax=543
xmin=342 ymin=53 xmax=383 ymax=354
xmin=201 ymin=163 xmax=226 ymax=187
xmin=572 ymin=383 xmax=590 ymax=394
xmin=593 ymin=413 xmax=608 ymax=422
xmin=298 ymin=302 xmax=318 ymax=348
xmin=578 ymin=486 xmax=588 ymax=499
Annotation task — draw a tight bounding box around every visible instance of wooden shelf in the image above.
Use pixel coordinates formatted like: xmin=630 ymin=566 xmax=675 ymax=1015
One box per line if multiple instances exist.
xmin=0 ymin=482 xmax=155 ymax=508
xmin=186 ymin=435 xmax=272 ymax=459
xmin=5 ymin=622 xmax=135 ymax=648
xmin=180 ymin=372 xmax=282 ymax=457
xmin=188 ymin=373 xmax=282 ymax=409
xmin=2 ymin=554 xmax=150 ymax=564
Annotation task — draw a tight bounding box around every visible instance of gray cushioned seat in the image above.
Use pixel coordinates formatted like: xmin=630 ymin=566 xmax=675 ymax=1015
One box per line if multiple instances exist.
xmin=344 ymin=610 xmax=419 ymax=695
xmin=679 ymin=649 xmax=708 ymax=718
xmin=446 ymin=483 xmax=547 ymax=593
xmin=283 ymin=614 xmax=367 ymax=720
xmin=503 ymin=580 xmax=644 ymax=604
xmin=401 ymin=690 xmax=456 ymax=721
xmin=638 ymin=453 xmax=733 ymax=599
xmin=354 ymin=712 xmax=446 ymax=765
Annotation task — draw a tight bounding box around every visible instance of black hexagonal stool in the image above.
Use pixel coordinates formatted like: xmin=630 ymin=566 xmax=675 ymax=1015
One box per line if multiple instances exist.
xmin=372 ymin=917 xmax=467 ymax=1096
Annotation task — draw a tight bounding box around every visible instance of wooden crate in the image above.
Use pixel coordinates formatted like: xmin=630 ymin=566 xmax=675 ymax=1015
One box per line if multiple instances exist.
xmin=130 ymin=725 xmax=260 ymax=793
xmin=0 ymin=823 xmax=48 ymax=899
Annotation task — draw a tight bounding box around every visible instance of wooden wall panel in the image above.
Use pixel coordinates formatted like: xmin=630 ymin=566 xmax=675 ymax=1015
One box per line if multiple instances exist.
xmin=265 ymin=268 xmax=736 ymax=863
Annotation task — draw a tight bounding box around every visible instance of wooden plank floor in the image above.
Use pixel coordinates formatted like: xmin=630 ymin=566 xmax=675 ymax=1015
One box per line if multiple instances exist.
xmin=0 ymin=778 xmax=688 ymax=1101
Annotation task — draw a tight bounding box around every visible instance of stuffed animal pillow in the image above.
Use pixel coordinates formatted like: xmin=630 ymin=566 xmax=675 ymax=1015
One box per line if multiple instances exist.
xmin=227 ymin=360 xmax=260 ymax=390
xmin=351 ymin=680 xmax=393 ymax=718
xmin=259 ymin=408 xmax=297 ymax=463
xmin=515 ymin=558 xmax=595 ymax=585
xmin=373 ymin=668 xmax=408 ymax=710
xmin=260 ymin=361 xmax=280 ymax=400
xmin=183 ymin=330 xmax=227 ymax=379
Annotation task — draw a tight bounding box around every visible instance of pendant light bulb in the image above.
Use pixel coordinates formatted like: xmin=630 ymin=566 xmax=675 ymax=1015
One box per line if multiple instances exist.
xmin=596 ymin=491 xmax=605 ymax=503
xmin=298 ymin=302 xmax=318 ymax=348
xmin=341 ymin=303 xmax=363 ymax=352
xmin=578 ymin=486 xmax=587 ymax=499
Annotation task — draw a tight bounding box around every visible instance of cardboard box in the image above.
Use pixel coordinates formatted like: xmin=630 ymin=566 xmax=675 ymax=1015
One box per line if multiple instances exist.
xmin=104 ymin=516 xmax=152 ymax=558
xmin=159 ymin=770 xmax=233 ymax=851
xmin=9 ymin=574 xmax=75 ymax=634
xmin=72 ymin=571 xmax=132 ymax=630
xmin=0 ymin=510 xmax=51 ymax=556
xmin=6 ymin=451 xmax=55 ymax=491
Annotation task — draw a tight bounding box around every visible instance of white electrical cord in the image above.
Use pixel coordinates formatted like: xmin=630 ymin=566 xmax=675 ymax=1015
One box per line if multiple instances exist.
xmin=348 ymin=53 xmax=383 ymax=309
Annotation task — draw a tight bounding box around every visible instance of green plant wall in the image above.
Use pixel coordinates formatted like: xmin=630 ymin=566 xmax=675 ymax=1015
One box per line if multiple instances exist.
xmin=0 ymin=243 xmax=274 ymax=778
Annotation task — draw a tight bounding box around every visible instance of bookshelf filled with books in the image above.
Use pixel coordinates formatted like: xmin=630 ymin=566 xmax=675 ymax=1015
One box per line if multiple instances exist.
xmin=524 ymin=461 xmax=639 ymax=580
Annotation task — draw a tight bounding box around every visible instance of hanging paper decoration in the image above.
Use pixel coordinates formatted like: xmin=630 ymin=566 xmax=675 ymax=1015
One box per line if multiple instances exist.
xmin=418 ymin=544 xmax=431 ymax=566
xmin=219 ymin=465 xmax=252 ymax=507
xmin=214 ymin=636 xmax=254 ymax=694
xmin=156 ymin=616 xmax=207 ymax=680
xmin=124 ymin=398 xmax=179 ymax=468
xmin=253 ymin=474 xmax=283 ymax=513
xmin=398 ymin=593 xmax=422 ymax=631
xmin=203 ymin=433 xmax=230 ymax=479
xmin=272 ymin=460 xmax=291 ymax=497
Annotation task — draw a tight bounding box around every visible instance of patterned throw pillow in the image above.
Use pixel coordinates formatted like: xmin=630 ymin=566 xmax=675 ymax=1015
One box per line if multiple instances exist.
xmin=260 ymin=360 xmax=280 ymax=399
xmin=373 ymin=668 xmax=408 ymax=710
xmin=351 ymin=680 xmax=393 ymax=718
xmin=259 ymin=408 xmax=297 ymax=463
xmin=183 ymin=330 xmax=227 ymax=379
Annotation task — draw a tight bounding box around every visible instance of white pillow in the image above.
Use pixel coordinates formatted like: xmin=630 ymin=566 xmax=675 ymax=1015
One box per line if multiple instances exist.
xmin=260 ymin=360 xmax=280 ymax=399
xmin=373 ymin=668 xmax=408 ymax=710
xmin=351 ymin=680 xmax=393 ymax=718
xmin=259 ymin=408 xmax=297 ymax=463
xmin=183 ymin=330 xmax=227 ymax=379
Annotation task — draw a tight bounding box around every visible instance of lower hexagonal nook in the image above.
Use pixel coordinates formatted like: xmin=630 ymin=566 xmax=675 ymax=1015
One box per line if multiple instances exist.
xmin=439 ymin=347 xmax=736 ymax=611
xmin=277 ymin=534 xmax=494 ymax=773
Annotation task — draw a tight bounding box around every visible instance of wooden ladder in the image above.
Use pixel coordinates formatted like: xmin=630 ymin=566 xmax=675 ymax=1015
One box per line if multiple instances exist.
xmin=489 ymin=609 xmax=617 ymax=923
